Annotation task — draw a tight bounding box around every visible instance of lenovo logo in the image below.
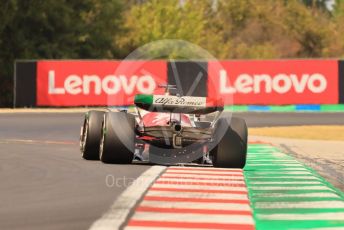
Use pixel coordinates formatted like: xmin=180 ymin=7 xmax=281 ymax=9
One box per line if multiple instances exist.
xmin=48 ymin=70 xmax=157 ymax=95
xmin=208 ymin=60 xmax=338 ymax=104
xmin=219 ymin=70 xmax=327 ymax=94
xmin=37 ymin=60 xmax=166 ymax=106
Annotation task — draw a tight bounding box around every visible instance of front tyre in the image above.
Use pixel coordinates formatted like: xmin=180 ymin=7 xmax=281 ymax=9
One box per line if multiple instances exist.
xmin=80 ymin=110 xmax=104 ymax=160
xmin=99 ymin=112 xmax=135 ymax=164
xmin=210 ymin=117 xmax=247 ymax=168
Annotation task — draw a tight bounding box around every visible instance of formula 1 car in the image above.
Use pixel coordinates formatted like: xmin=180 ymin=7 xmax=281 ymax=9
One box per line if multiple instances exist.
xmin=80 ymin=85 xmax=247 ymax=168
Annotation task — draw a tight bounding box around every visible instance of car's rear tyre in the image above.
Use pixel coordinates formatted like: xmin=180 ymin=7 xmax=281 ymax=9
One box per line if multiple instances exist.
xmin=80 ymin=110 xmax=104 ymax=160
xmin=210 ymin=117 xmax=247 ymax=168
xmin=99 ymin=112 xmax=135 ymax=164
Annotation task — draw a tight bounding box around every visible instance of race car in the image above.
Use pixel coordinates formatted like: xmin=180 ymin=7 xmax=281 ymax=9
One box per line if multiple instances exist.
xmin=80 ymin=85 xmax=247 ymax=168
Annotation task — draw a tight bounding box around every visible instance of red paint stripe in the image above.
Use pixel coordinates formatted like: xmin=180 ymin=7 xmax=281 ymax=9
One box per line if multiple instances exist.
xmin=160 ymin=176 xmax=245 ymax=181
xmin=4 ymin=139 xmax=77 ymax=145
xmin=144 ymin=196 xmax=250 ymax=204
xmin=136 ymin=206 xmax=253 ymax=216
xmin=128 ymin=220 xmax=255 ymax=230
xmin=163 ymin=172 xmax=243 ymax=176
xmin=167 ymin=168 xmax=243 ymax=173
xmin=155 ymin=180 xmax=247 ymax=187
xmin=149 ymin=187 xmax=248 ymax=194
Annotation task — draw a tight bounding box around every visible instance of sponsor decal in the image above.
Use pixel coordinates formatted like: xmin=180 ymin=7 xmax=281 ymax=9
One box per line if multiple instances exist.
xmin=37 ymin=61 xmax=166 ymax=106
xmin=208 ymin=60 xmax=338 ymax=104
xmin=47 ymin=70 xmax=156 ymax=95
xmin=153 ymin=95 xmax=206 ymax=107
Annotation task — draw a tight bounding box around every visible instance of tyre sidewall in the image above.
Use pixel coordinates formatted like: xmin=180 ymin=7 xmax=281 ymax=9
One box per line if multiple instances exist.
xmin=211 ymin=117 xmax=247 ymax=168
xmin=81 ymin=110 xmax=104 ymax=160
xmin=100 ymin=112 xmax=135 ymax=164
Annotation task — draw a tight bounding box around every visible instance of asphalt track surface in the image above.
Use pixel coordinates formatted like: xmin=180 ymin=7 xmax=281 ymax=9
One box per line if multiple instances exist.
xmin=0 ymin=112 xmax=343 ymax=230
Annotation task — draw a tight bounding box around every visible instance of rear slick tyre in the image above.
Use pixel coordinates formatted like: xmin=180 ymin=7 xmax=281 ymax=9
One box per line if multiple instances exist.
xmin=211 ymin=117 xmax=247 ymax=168
xmin=99 ymin=112 xmax=135 ymax=164
xmin=80 ymin=110 xmax=104 ymax=160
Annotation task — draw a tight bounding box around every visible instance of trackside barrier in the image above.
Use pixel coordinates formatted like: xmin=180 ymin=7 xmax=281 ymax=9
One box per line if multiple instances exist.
xmin=14 ymin=61 xmax=36 ymax=107
xmin=339 ymin=60 xmax=344 ymax=104
xmin=14 ymin=60 xmax=344 ymax=107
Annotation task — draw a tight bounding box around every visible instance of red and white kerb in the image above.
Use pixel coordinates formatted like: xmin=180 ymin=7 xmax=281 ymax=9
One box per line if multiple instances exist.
xmin=124 ymin=166 xmax=255 ymax=230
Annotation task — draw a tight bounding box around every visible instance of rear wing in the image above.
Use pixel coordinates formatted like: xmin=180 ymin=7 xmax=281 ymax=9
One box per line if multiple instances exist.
xmin=134 ymin=94 xmax=223 ymax=114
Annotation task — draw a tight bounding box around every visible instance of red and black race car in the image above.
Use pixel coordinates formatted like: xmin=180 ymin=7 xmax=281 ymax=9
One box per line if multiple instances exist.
xmin=80 ymin=85 xmax=247 ymax=168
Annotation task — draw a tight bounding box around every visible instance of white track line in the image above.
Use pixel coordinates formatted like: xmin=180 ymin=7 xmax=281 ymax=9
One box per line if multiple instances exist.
xmin=247 ymin=160 xmax=298 ymax=163
xmin=161 ymin=174 xmax=244 ymax=180
xmin=249 ymin=181 xmax=323 ymax=185
xmin=146 ymin=190 xmax=249 ymax=200
xmin=251 ymin=192 xmax=340 ymax=198
xmin=248 ymin=152 xmax=285 ymax=155
xmin=255 ymin=201 xmax=344 ymax=209
xmin=140 ymin=200 xmax=252 ymax=211
xmin=151 ymin=183 xmax=248 ymax=191
xmin=247 ymin=164 xmax=304 ymax=167
xmin=156 ymin=178 xmax=246 ymax=184
xmin=249 ymin=172 xmax=312 ymax=175
xmin=251 ymin=168 xmax=309 ymax=171
xmin=250 ymin=186 xmax=334 ymax=191
xmin=163 ymin=172 xmax=243 ymax=180
xmin=166 ymin=170 xmax=243 ymax=175
xmin=247 ymin=176 xmax=320 ymax=180
xmin=130 ymin=212 xmax=255 ymax=224
xmin=88 ymin=166 xmax=166 ymax=230
xmin=257 ymin=212 xmax=344 ymax=220
xmin=168 ymin=166 xmax=242 ymax=172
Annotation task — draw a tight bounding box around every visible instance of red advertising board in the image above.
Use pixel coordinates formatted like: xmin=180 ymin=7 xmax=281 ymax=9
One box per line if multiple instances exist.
xmin=37 ymin=60 xmax=167 ymax=106
xmin=35 ymin=60 xmax=339 ymax=106
xmin=208 ymin=60 xmax=339 ymax=104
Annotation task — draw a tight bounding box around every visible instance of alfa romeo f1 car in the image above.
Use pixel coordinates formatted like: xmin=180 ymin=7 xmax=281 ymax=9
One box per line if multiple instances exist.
xmin=80 ymin=86 xmax=247 ymax=168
